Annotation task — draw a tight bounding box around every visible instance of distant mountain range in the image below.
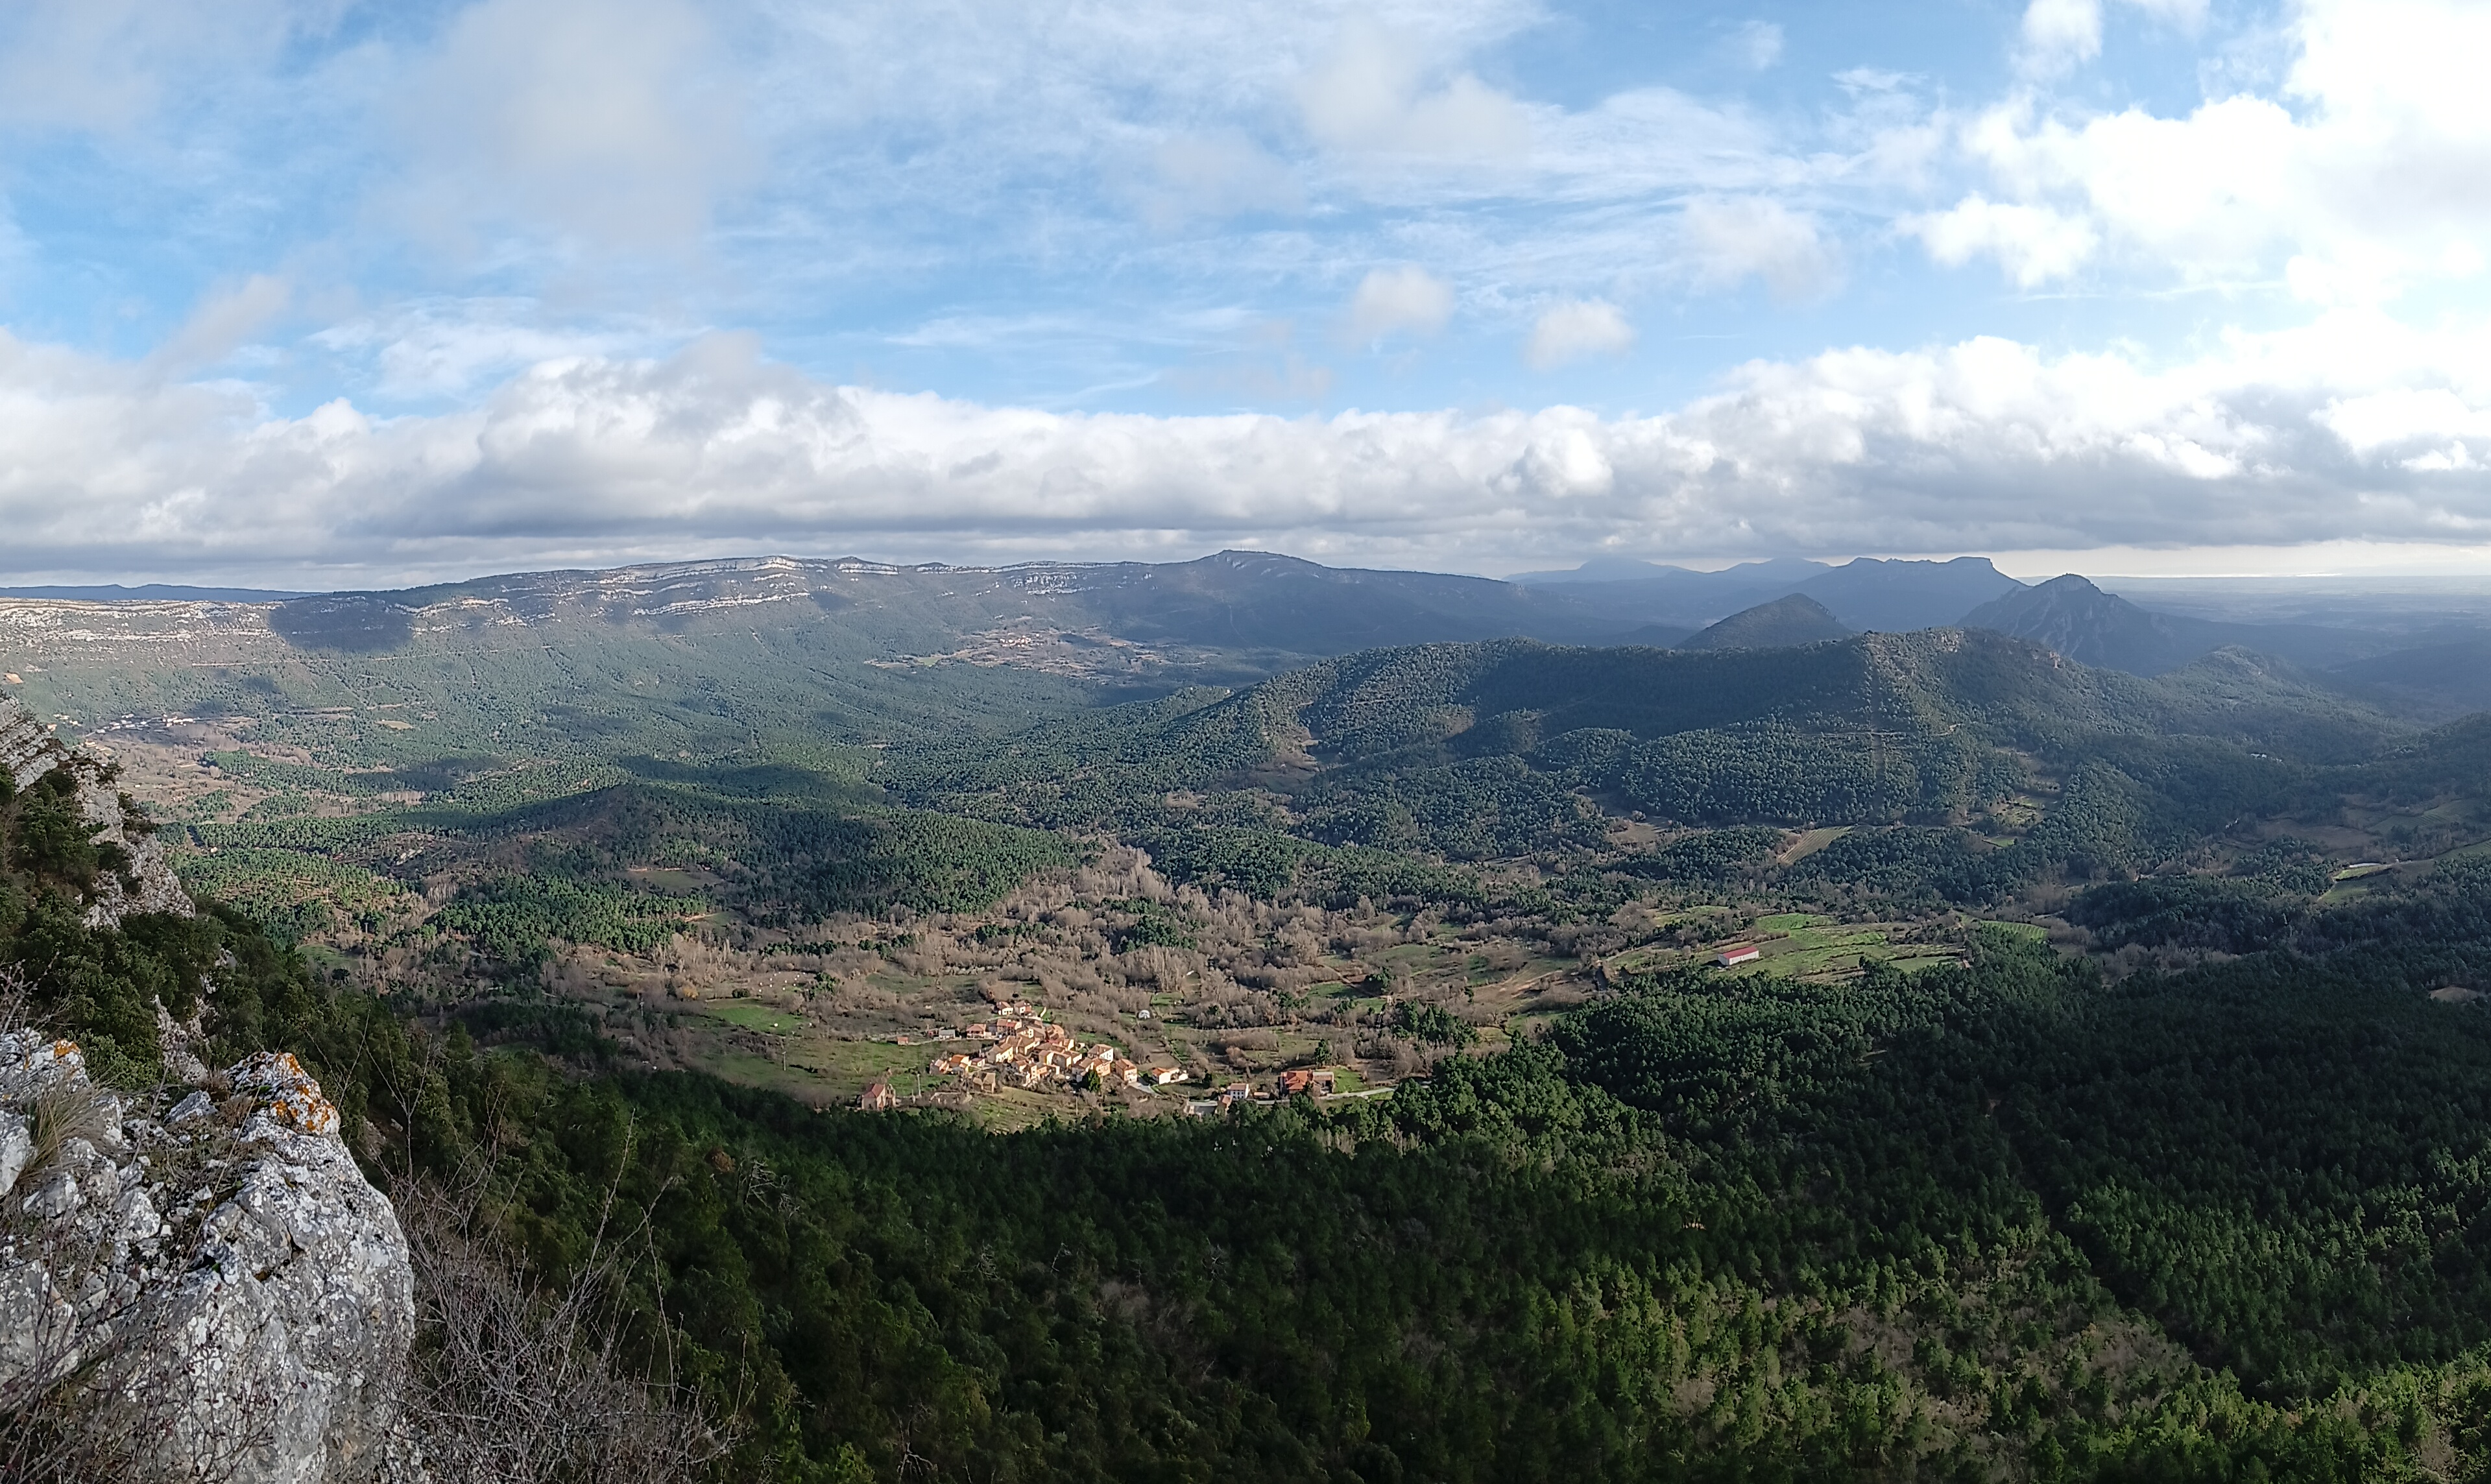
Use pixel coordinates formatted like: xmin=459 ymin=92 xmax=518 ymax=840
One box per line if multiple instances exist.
xmin=1517 ymin=559 xmax=2491 ymax=708
xmin=1962 ymin=574 xmax=2390 ymax=673
xmin=1799 ymin=557 xmax=2025 ymax=632
xmin=1506 ymin=555 xmax=2023 ymax=632
xmin=10 ymin=551 xmax=2491 ymax=712
xmin=213 ymin=549 xmax=2025 ymax=666
xmin=259 ymin=551 xmax=1636 ymax=657
xmin=0 ymin=582 xmax=314 ymax=602
xmin=1508 ymin=554 xmax=1829 ymax=593
xmin=182 ymin=549 xmax=2058 ymax=664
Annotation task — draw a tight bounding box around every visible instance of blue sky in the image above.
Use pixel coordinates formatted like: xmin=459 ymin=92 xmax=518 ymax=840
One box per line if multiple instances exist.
xmin=3 ymin=0 xmax=2490 ymax=585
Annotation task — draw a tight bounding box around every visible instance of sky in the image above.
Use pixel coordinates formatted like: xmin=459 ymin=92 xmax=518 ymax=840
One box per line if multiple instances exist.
xmin=3 ymin=0 xmax=2491 ymax=586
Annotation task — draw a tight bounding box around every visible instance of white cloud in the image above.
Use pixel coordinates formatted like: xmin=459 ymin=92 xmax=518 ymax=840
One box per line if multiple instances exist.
xmin=1504 ymin=422 xmax=1615 ymax=499
xmin=1731 ymin=21 xmax=1784 ymax=70
xmin=0 ymin=0 xmax=1868 ymax=353
xmin=1513 ymin=85 xmax=1797 ymax=204
xmin=2316 ymin=387 xmax=2491 ymax=455
xmin=308 ymin=298 xmax=671 ymax=401
xmin=2405 ymin=444 xmax=2482 ymax=473
xmin=2126 ymin=0 xmax=2208 ymax=23
xmin=1906 ymin=195 xmax=2099 ymax=285
xmin=387 ymin=0 xmax=759 ymax=256
xmin=9 ymin=310 xmax=2491 ymax=580
xmin=1524 ymin=300 xmax=1633 ymax=370
xmin=0 ymin=0 xmax=174 ymax=132
xmin=1945 ymin=0 xmax=2491 ymax=298
xmin=150 ymin=275 xmax=293 ymax=373
xmin=18 ymin=0 xmax=2491 ymax=590
xmin=1297 ymin=13 xmax=1530 ymax=160
xmin=0 ymin=0 xmax=333 ymax=134
xmin=1683 ymin=197 xmax=1842 ymax=300
xmin=1345 ymin=266 xmax=1454 ymax=342
xmin=2013 ymin=0 xmax=2191 ymax=77
xmin=1147 ymin=135 xmax=1302 ymax=222
xmin=2019 ymin=0 xmax=2102 ymax=75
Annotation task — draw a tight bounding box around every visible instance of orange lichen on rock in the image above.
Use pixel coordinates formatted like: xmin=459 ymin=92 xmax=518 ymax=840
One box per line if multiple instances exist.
xmin=233 ymin=1051 xmax=343 ymax=1138
xmin=2 ymin=1036 xmax=86 ymax=1086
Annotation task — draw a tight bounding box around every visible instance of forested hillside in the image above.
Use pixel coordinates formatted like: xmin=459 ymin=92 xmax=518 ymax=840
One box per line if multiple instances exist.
xmin=882 ymin=628 xmax=2413 ymax=883
xmin=20 ymin=599 xmax=2491 ymax=1481
xmin=36 ymin=858 xmax=2491 ymax=1480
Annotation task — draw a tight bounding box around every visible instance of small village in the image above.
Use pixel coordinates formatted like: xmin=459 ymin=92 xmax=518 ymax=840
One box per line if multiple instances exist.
xmin=933 ymin=1000 xmax=1155 ymax=1092
xmin=858 ymin=1000 xmax=1340 ymax=1113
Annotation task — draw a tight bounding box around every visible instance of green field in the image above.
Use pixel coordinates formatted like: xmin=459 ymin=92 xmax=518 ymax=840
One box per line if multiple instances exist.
xmin=693 ymin=999 xmax=811 ymax=1036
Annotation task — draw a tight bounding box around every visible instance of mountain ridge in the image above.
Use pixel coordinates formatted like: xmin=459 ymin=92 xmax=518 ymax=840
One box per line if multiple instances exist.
xmin=1678 ymin=593 xmax=1851 ymax=651
xmin=1962 ymin=573 xmax=2219 ymax=675
xmin=1506 ymin=554 xmax=2025 ymax=632
xmin=1794 ymin=556 xmax=2023 ymax=632
xmin=885 ymin=626 xmax=2409 ymax=862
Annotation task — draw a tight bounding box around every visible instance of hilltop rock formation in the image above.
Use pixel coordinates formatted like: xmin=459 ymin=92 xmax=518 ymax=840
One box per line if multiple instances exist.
xmin=0 ymin=695 xmax=51 ymax=789
xmin=0 ymin=1036 xmax=414 ymax=1482
xmin=1 ymin=694 xmax=192 ymax=928
xmin=0 ymin=693 xmax=415 ymax=1483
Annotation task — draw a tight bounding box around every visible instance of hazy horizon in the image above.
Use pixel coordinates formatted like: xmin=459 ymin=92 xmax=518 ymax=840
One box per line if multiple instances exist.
xmin=19 ymin=545 xmax=2491 ymax=602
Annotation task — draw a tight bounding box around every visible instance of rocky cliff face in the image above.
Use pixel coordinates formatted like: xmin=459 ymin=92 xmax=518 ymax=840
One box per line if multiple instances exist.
xmin=0 ymin=694 xmax=415 ymax=1483
xmin=0 ymin=1037 xmax=416 ymax=1482
xmin=0 ymin=695 xmax=55 ymax=792
xmin=1 ymin=693 xmax=193 ymax=928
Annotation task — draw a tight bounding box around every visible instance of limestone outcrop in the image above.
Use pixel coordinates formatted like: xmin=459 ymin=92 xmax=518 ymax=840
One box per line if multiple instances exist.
xmin=0 ymin=693 xmax=192 ymax=928
xmin=0 ymin=1035 xmax=415 ymax=1482
xmin=0 ymin=695 xmax=54 ymax=793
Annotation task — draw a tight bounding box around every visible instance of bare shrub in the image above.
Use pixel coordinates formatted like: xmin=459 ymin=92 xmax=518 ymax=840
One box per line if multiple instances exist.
xmin=821 ymin=947 xmax=882 ymax=980
xmin=889 ymin=940 xmax=948 ymax=976
xmin=1334 ymin=925 xmax=1398 ymax=955
xmin=1188 ymin=987 xmax=1282 ymax=1031
xmin=1071 ymin=848 xmax=1168 ymax=903
xmin=1353 ymin=1034 xmax=1429 ymax=1079
xmin=1269 ymin=928 xmax=1325 ymax=966
xmin=393 ymin=1143 xmax=739 ymax=1484
xmin=1119 ymin=946 xmax=1196 ymax=992
xmin=1470 ymin=942 xmax=1531 ymax=974
xmin=1212 ymin=1029 xmax=1280 ymax=1055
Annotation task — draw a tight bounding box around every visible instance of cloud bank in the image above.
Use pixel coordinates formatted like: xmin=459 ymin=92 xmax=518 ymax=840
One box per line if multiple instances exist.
xmin=5 ymin=313 xmax=2491 ymax=583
